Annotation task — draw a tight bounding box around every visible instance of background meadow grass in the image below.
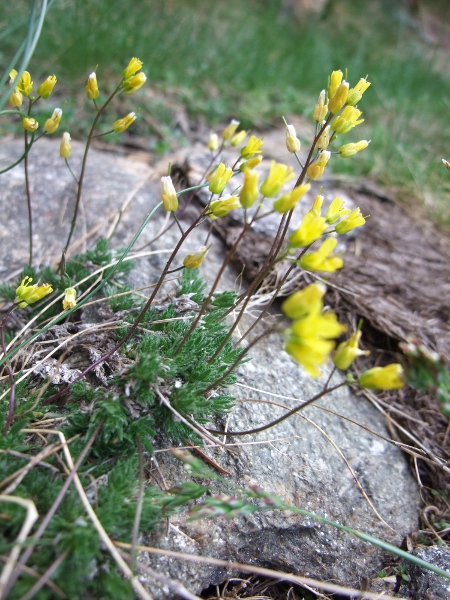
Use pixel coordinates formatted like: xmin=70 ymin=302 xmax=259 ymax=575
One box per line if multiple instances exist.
xmin=2 ymin=0 xmax=450 ymax=224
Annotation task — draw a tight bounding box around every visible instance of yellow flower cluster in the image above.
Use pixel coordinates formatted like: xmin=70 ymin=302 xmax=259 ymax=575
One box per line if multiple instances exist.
xmin=282 ymin=283 xmax=346 ymax=376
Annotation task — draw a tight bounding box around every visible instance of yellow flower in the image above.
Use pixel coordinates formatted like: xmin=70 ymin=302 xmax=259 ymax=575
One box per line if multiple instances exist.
xmin=183 ymin=246 xmax=209 ymax=269
xmin=86 ymin=72 xmax=99 ymax=100
xmin=207 ymin=163 xmax=233 ymax=194
xmin=285 ymin=123 xmax=301 ymax=154
xmin=122 ymin=72 xmax=146 ymax=95
xmin=44 ymin=108 xmax=63 ymax=134
xmin=313 ymin=90 xmax=328 ymax=123
xmin=37 ymin=75 xmax=57 ymax=99
xmin=286 ymin=308 xmax=346 ymax=376
xmin=9 ymin=89 xmax=23 ymax=108
xmin=208 ymin=132 xmax=219 ymax=151
xmin=222 ymin=119 xmax=240 ymax=141
xmin=231 ymin=130 xmax=247 ymax=146
xmin=22 ymin=118 xmax=38 ymax=132
xmin=316 ymin=125 xmax=330 ymax=150
xmin=17 ymin=71 xmax=33 ymax=96
xmin=15 ymin=276 xmax=53 ymax=308
xmin=299 ymin=237 xmax=343 ymax=272
xmin=281 ymin=282 xmax=326 ymax=320
xmin=333 ymin=330 xmax=369 ymax=370
xmin=239 ymin=170 xmax=259 ymax=209
xmin=324 ymin=197 xmax=351 ymax=224
xmin=328 ymin=70 xmax=343 ymax=101
xmin=240 ymin=156 xmax=262 ymax=171
xmin=208 ymin=195 xmax=241 ymax=219
xmin=339 ymin=140 xmax=369 ymax=158
xmin=286 ymin=336 xmax=336 ymax=377
xmin=240 ymin=135 xmax=264 ymax=160
xmin=60 ymin=132 xmax=72 ymax=159
xmin=9 ymin=69 xmax=18 ymax=84
xmin=273 ymin=183 xmax=310 ymax=214
xmin=335 ymin=207 xmax=366 ymax=234
xmin=63 ymin=287 xmax=77 ymax=310
xmin=347 ymin=78 xmax=371 ymax=106
xmin=260 ymin=161 xmax=294 ymax=197
xmin=328 ymin=81 xmax=349 ymax=114
xmin=113 ymin=112 xmax=137 ymax=133
xmin=306 ymin=150 xmax=330 ymax=181
xmin=310 ymin=194 xmax=324 ymax=216
xmin=160 ymin=176 xmax=178 ymax=212
xmin=123 ymin=57 xmax=143 ymax=79
xmin=359 ymin=364 xmax=405 ymax=390
xmin=289 ymin=211 xmax=328 ymax=247
xmin=331 ymin=106 xmax=364 ymax=135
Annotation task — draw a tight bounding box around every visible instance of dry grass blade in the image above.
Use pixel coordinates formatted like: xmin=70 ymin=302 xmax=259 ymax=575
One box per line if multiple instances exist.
xmin=0 ymin=496 xmax=38 ymax=599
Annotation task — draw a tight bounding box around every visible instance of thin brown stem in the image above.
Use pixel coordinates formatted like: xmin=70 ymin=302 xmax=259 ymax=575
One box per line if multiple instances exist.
xmin=206 ymin=381 xmax=346 ymax=437
xmin=24 ymin=130 xmax=33 ymax=267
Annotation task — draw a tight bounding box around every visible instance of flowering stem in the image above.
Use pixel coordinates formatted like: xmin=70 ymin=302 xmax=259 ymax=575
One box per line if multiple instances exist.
xmin=207 ymin=380 xmax=346 ymax=436
xmin=64 ymin=158 xmax=79 ymax=184
xmin=61 ymin=83 xmax=122 ymax=263
xmin=24 ymin=129 xmax=33 ymax=267
xmin=173 ymin=212 xmax=258 ymax=358
xmin=1 ymin=305 xmax=18 ymax=435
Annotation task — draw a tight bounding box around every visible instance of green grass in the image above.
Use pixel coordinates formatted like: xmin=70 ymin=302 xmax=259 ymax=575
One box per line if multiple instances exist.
xmin=2 ymin=0 xmax=450 ymax=224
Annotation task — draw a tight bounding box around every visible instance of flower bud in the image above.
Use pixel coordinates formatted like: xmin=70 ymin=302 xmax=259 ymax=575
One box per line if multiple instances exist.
xmin=63 ymin=287 xmax=77 ymax=310
xmin=299 ymin=237 xmax=344 ymax=273
xmin=289 ymin=211 xmax=327 ymax=247
xmin=442 ymin=159 xmax=450 ymax=171
xmin=333 ymin=330 xmax=369 ymax=370
xmin=310 ymin=194 xmax=324 ymax=216
xmin=328 ymin=81 xmax=349 ymax=114
xmin=339 ymin=140 xmax=369 ymax=158
xmin=239 ymin=170 xmax=259 ymax=209
xmin=37 ymin=75 xmax=57 ymax=99
xmin=123 ymin=57 xmax=143 ymax=79
xmin=313 ymin=90 xmax=328 ymax=123
xmin=240 ymin=156 xmax=262 ymax=171
xmin=22 ymin=117 xmax=38 ymax=132
xmin=306 ymin=150 xmax=330 ymax=181
xmin=316 ymin=125 xmax=330 ymax=150
xmin=9 ymin=89 xmax=23 ymax=108
xmin=260 ymin=161 xmax=294 ymax=197
xmin=347 ymin=78 xmax=371 ymax=106
xmin=328 ymin=70 xmax=343 ymax=101
xmin=160 ymin=176 xmax=178 ymax=212
xmin=208 ymin=132 xmax=219 ymax=152
xmin=207 ymin=163 xmax=233 ymax=194
xmin=222 ymin=119 xmax=239 ymax=141
xmin=359 ymin=364 xmax=405 ymax=390
xmin=273 ymin=183 xmax=310 ymax=214
xmin=231 ymin=130 xmax=247 ymax=146
xmin=209 ymin=195 xmax=241 ymax=219
xmin=60 ymin=132 xmax=72 ymax=159
xmin=285 ymin=123 xmax=301 ymax=153
xmin=183 ymin=246 xmax=208 ymax=269
xmin=86 ymin=72 xmax=99 ymax=100
xmin=113 ymin=112 xmax=137 ymax=133
xmin=282 ymin=282 xmax=326 ymax=320
xmin=122 ymin=72 xmax=147 ymax=94
xmin=45 ymin=108 xmax=62 ymax=134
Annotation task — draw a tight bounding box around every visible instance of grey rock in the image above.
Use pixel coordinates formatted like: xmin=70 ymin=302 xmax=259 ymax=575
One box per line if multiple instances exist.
xmin=399 ymin=546 xmax=450 ymax=599
xmin=0 ymin=138 xmax=421 ymax=597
